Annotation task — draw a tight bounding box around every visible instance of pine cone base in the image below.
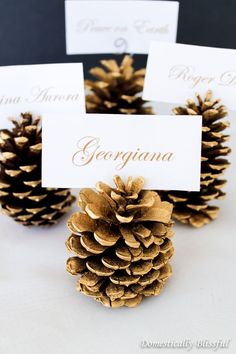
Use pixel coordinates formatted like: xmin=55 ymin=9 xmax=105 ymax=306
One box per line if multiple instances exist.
xmin=76 ymin=255 xmax=173 ymax=308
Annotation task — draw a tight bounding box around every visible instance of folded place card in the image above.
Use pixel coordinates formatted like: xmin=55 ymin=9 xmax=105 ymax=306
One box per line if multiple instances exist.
xmin=42 ymin=114 xmax=202 ymax=191
xmin=0 ymin=63 xmax=85 ymax=127
xmin=65 ymin=0 xmax=179 ymax=54
xmin=143 ymin=42 xmax=236 ymax=110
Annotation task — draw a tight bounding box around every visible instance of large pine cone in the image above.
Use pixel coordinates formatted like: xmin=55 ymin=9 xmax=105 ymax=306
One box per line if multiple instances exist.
xmin=161 ymin=91 xmax=231 ymax=228
xmin=86 ymin=55 xmax=153 ymax=115
xmin=66 ymin=176 xmax=174 ymax=308
xmin=0 ymin=113 xmax=75 ymax=226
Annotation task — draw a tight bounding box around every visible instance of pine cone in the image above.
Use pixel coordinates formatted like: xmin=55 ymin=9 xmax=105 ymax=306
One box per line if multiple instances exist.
xmin=86 ymin=55 xmax=153 ymax=115
xmin=66 ymin=176 xmax=174 ymax=308
xmin=0 ymin=113 xmax=75 ymax=226
xmin=161 ymin=91 xmax=231 ymax=228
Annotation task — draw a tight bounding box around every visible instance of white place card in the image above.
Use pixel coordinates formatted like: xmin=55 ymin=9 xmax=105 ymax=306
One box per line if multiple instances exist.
xmin=42 ymin=114 xmax=202 ymax=191
xmin=0 ymin=63 xmax=85 ymax=127
xmin=65 ymin=1 xmax=179 ymax=54
xmin=143 ymin=42 xmax=236 ymax=110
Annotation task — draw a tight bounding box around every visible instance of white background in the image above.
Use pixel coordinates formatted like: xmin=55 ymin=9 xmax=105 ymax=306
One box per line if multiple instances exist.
xmin=0 ymin=104 xmax=235 ymax=354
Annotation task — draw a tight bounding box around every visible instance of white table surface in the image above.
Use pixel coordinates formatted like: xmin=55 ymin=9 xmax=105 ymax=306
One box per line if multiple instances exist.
xmin=0 ymin=105 xmax=235 ymax=354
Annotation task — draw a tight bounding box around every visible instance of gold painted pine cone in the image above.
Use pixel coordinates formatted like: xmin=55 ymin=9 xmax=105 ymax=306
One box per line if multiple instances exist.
xmin=0 ymin=113 xmax=75 ymax=226
xmin=161 ymin=91 xmax=231 ymax=228
xmin=86 ymin=55 xmax=153 ymax=115
xmin=66 ymin=176 xmax=174 ymax=308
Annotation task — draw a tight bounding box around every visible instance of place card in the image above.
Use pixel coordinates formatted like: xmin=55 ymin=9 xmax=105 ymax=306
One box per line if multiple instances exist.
xmin=65 ymin=0 xmax=179 ymax=54
xmin=42 ymin=114 xmax=202 ymax=191
xmin=143 ymin=42 xmax=236 ymax=110
xmin=0 ymin=63 xmax=85 ymax=127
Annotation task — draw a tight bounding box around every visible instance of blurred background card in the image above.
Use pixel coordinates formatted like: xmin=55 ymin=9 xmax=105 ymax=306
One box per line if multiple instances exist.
xmin=65 ymin=0 xmax=179 ymax=55
xmin=143 ymin=42 xmax=236 ymax=111
xmin=0 ymin=63 xmax=85 ymax=127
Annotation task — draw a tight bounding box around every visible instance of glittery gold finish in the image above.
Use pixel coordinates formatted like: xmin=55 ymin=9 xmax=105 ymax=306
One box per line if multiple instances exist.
xmin=86 ymin=55 xmax=153 ymax=115
xmin=0 ymin=113 xmax=75 ymax=226
xmin=161 ymin=91 xmax=231 ymax=228
xmin=66 ymin=176 xmax=174 ymax=308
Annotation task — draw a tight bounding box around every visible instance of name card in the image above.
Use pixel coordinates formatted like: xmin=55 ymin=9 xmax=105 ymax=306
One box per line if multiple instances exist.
xmin=0 ymin=63 xmax=85 ymax=127
xmin=65 ymin=1 xmax=179 ymax=54
xmin=143 ymin=42 xmax=236 ymax=110
xmin=42 ymin=114 xmax=202 ymax=191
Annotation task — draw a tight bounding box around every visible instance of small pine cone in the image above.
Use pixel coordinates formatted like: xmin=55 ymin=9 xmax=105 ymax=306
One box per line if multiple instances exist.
xmin=66 ymin=176 xmax=174 ymax=308
xmin=0 ymin=113 xmax=75 ymax=226
xmin=161 ymin=90 xmax=231 ymax=228
xmin=86 ymin=55 xmax=153 ymax=115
